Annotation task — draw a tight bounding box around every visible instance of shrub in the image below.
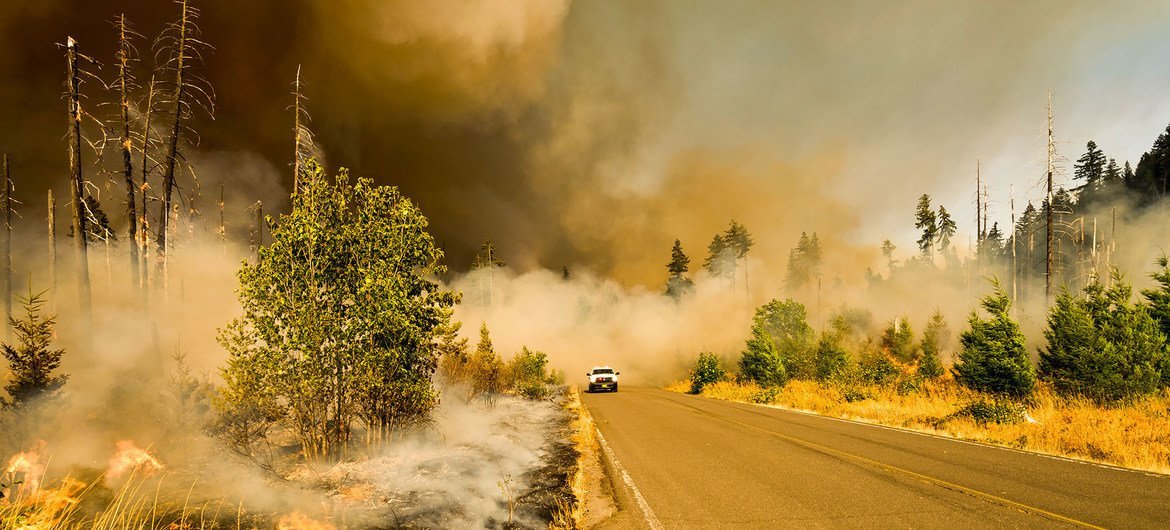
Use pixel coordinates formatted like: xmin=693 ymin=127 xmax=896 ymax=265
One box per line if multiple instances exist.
xmin=814 ymin=333 xmax=851 ymax=381
xmin=859 ymin=354 xmax=900 ymax=386
xmin=880 ymin=316 xmax=918 ymax=363
xmin=918 ymin=309 xmax=948 ymax=380
xmin=955 ymin=399 xmax=1026 ymax=425
xmin=739 ymin=326 xmax=788 ymax=387
xmin=1041 ymin=273 xmax=1167 ymax=403
xmin=752 ymin=386 xmax=781 ymax=404
xmin=690 ymin=351 xmax=725 ymax=394
xmin=953 ymin=281 xmax=1035 ymax=399
xmin=751 ymin=299 xmax=816 ymax=379
xmin=508 ymin=346 xmax=552 ymax=400
xmin=1140 ymin=255 xmax=1170 ymax=388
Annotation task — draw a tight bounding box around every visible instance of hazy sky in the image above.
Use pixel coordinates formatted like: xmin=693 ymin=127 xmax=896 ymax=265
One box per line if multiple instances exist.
xmin=2 ymin=0 xmax=1170 ymax=285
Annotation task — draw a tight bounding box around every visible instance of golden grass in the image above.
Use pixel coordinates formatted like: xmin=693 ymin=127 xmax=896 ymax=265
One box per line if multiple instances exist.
xmin=549 ymin=384 xmax=594 ymax=530
xmin=672 ymin=378 xmax=1170 ymax=475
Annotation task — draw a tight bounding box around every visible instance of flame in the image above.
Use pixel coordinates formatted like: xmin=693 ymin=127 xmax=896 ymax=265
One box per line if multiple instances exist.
xmin=106 ymin=440 xmax=164 ymax=479
xmin=14 ymin=477 xmax=86 ymax=527
xmin=4 ymin=440 xmax=48 ymax=494
xmin=277 ymin=512 xmax=337 ymax=530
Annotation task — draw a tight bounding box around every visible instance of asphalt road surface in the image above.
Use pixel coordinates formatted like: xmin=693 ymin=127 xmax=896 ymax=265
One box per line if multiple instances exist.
xmin=582 ymin=386 xmax=1170 ymax=529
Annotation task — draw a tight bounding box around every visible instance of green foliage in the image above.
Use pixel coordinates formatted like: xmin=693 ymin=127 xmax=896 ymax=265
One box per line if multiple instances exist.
xmin=508 ymin=347 xmax=552 ymax=400
xmin=953 ymin=282 xmax=1035 ymax=399
xmin=1141 ymin=255 xmax=1170 ymax=387
xmin=955 ymin=399 xmax=1026 ymax=425
xmin=739 ymin=325 xmax=787 ymax=387
xmin=1 ymin=290 xmax=67 ymax=411
xmin=914 ymin=194 xmax=937 ymax=259
xmin=785 ymin=232 xmax=822 ymax=292
xmin=752 ymin=386 xmax=781 ymax=404
xmin=214 ymin=161 xmax=456 ymax=461
xmin=936 ymin=206 xmax=957 ymax=251
xmin=918 ymin=310 xmax=948 ymax=380
xmin=472 ymin=239 xmax=505 ymax=269
xmin=814 ymin=332 xmax=851 ymax=381
xmin=665 ymin=239 xmax=695 ymax=299
xmin=466 ymin=323 xmax=505 ymax=399
xmin=859 ymin=354 xmax=899 ymax=386
xmin=750 ymin=299 xmax=816 ymax=379
xmin=880 ymin=317 xmax=918 ymax=363
xmin=690 ymin=351 xmax=724 ymax=394
xmin=1041 ymin=273 xmax=1168 ymax=403
xmin=703 ymin=234 xmax=734 ymax=279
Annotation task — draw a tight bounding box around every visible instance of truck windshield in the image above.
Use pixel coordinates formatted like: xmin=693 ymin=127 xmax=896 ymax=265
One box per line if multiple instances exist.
xmin=593 ymin=369 xmax=614 ymax=374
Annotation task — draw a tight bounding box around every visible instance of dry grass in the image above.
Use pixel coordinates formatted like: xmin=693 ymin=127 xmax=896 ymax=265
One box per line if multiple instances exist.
xmin=549 ymin=384 xmax=594 ymax=529
xmin=670 ymin=378 xmax=1170 ymax=475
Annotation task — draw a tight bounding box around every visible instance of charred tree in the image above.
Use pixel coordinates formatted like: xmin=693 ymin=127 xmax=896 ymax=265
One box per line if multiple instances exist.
xmin=139 ymin=76 xmax=156 ymax=289
xmin=48 ymin=190 xmax=57 ymax=303
xmin=65 ymin=37 xmax=92 ymax=312
xmin=1045 ymin=91 xmax=1055 ymax=302
xmin=2 ymin=155 xmax=11 ymax=338
xmin=114 ymin=15 xmax=143 ymax=291
xmin=291 ymin=65 xmax=315 ymax=193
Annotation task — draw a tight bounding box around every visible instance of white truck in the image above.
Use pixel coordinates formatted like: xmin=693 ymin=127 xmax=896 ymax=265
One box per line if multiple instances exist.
xmin=586 ymin=366 xmax=620 ymax=393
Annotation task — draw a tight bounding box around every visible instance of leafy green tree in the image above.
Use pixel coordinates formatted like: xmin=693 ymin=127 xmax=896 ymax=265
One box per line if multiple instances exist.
xmin=936 ymin=206 xmax=957 ymax=252
xmin=1042 ymin=272 xmax=1168 ymax=402
xmin=1 ymin=290 xmax=67 ymax=410
xmin=880 ymin=317 xmax=917 ymax=363
xmin=751 ymin=299 xmax=815 ymax=379
xmin=914 ymin=194 xmax=937 ymax=261
xmin=953 ymin=282 xmax=1035 ymax=399
xmin=508 ymin=346 xmax=551 ymax=400
xmin=215 ymin=161 xmax=456 ymax=460
xmin=665 ymin=239 xmax=695 ymax=299
xmin=740 ymin=324 xmax=787 ymax=387
xmin=690 ymin=351 xmax=725 ymax=394
xmin=918 ymin=310 xmax=948 ymax=379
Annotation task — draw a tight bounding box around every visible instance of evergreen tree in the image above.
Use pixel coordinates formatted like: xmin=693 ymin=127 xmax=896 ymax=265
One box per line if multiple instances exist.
xmin=880 ymin=317 xmax=918 ymax=363
xmin=1142 ymin=255 xmax=1170 ymax=387
xmin=918 ymin=310 xmax=947 ymax=379
xmin=953 ymin=281 xmax=1035 ymax=399
xmin=1 ymin=290 xmax=67 ymax=410
xmin=472 ymin=239 xmax=505 ymax=269
xmin=723 ymin=220 xmax=754 ymax=262
xmin=750 ymin=299 xmax=815 ymax=379
xmin=937 ymin=206 xmax=957 ymax=252
xmin=703 ymin=233 xmax=735 ymax=279
xmin=880 ymin=239 xmax=897 ymax=273
xmin=739 ymin=324 xmax=787 ymax=387
xmin=1104 ymin=158 xmax=1121 ymax=184
xmin=785 ymin=232 xmax=822 ymax=293
xmin=1042 ymin=272 xmax=1167 ymax=402
xmin=1073 ymin=140 xmax=1106 ymax=188
xmin=690 ymin=351 xmax=724 ymax=394
xmin=665 ymin=239 xmax=695 ymax=299
xmin=914 ymin=194 xmax=938 ymax=261
xmin=1129 ymin=124 xmax=1170 ymax=204
xmin=814 ymin=332 xmax=850 ymax=381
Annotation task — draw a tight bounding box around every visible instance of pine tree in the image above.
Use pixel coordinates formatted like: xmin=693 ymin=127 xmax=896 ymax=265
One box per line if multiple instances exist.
xmin=785 ymin=232 xmax=822 ymax=292
xmin=1073 ymin=140 xmax=1106 ymax=188
xmin=665 ymin=239 xmax=694 ymax=299
xmin=953 ymin=281 xmax=1035 ymax=398
xmin=914 ymin=194 xmax=938 ymax=261
xmin=918 ymin=310 xmax=947 ymax=379
xmin=814 ymin=331 xmax=850 ymax=381
xmin=1042 ymin=272 xmax=1167 ymax=402
xmin=880 ymin=317 xmax=917 ymax=363
xmin=936 ymin=206 xmax=957 ymax=252
xmin=1 ymin=290 xmax=67 ymax=410
xmin=880 ymin=239 xmax=897 ymax=274
xmin=739 ymin=323 xmax=787 ymax=387
xmin=703 ymin=233 xmax=734 ymax=280
xmin=1142 ymin=255 xmax=1170 ymax=387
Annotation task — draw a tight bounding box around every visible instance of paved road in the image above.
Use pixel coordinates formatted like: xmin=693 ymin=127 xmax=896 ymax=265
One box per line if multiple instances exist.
xmin=582 ymin=386 xmax=1170 ymax=529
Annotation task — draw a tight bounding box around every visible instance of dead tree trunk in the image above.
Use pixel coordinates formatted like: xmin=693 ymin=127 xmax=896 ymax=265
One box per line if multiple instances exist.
xmin=251 ymin=200 xmax=263 ymax=261
xmin=116 ymin=15 xmax=140 ymax=293
xmin=218 ymin=183 xmax=225 ymax=254
xmin=2 ymin=155 xmax=11 ymax=338
xmin=48 ymin=190 xmax=57 ymax=303
xmin=66 ymin=37 xmax=92 ymax=312
xmin=157 ymin=0 xmax=191 ymax=285
xmin=139 ymin=76 xmax=155 ymax=290
xmin=1045 ymin=91 xmax=1055 ymax=303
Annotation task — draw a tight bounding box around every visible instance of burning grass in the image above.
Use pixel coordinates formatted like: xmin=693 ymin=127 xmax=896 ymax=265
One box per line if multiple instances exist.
xmin=668 ymin=378 xmax=1170 ymax=474
xmin=549 ymin=385 xmax=592 ymax=529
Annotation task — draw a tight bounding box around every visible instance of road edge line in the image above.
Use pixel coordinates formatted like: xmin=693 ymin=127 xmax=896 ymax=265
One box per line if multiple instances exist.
xmin=595 ymin=428 xmax=665 ymax=530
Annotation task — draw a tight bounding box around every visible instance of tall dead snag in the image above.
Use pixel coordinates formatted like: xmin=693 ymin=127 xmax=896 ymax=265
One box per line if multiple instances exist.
xmin=218 ymin=183 xmax=225 ymax=253
xmin=114 ymin=15 xmax=144 ymax=292
xmin=291 ymin=65 xmax=316 ymax=194
xmin=48 ymin=191 xmax=57 ymax=303
xmin=1045 ymin=91 xmax=1055 ymax=302
xmin=139 ymin=76 xmax=157 ymax=289
xmin=65 ymin=37 xmax=92 ymax=312
xmin=250 ymin=201 xmax=263 ymax=261
xmin=154 ymin=0 xmax=214 ymax=285
xmin=2 ymin=155 xmax=11 ymax=338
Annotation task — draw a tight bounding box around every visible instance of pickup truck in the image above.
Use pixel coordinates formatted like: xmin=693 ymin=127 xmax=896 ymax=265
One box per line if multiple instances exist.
xmin=586 ymin=366 xmax=620 ymax=393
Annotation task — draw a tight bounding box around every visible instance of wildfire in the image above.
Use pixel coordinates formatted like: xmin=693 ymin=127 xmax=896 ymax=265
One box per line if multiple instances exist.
xmin=4 ymin=441 xmax=48 ymax=494
xmin=277 ymin=512 xmax=337 ymax=530
xmin=106 ymin=440 xmax=165 ymax=479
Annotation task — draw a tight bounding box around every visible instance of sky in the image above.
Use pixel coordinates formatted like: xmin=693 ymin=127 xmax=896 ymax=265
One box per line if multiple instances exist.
xmin=2 ymin=0 xmax=1170 ymax=286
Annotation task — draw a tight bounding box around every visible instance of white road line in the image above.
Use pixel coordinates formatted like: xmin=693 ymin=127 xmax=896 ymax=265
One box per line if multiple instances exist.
xmin=596 ymin=428 xmax=665 ymax=530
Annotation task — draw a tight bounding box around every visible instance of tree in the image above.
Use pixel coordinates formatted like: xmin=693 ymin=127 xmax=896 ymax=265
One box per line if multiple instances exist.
xmin=723 ymin=220 xmax=754 ymax=291
xmin=689 ymin=351 xmax=724 ymax=394
xmin=918 ymin=310 xmax=948 ymax=379
xmin=1073 ymin=140 xmax=1106 ymax=189
xmin=936 ymin=206 xmax=957 ymax=252
xmin=785 ymin=232 xmax=822 ymax=293
xmin=880 ymin=317 xmax=917 ymax=363
xmin=472 ymin=239 xmax=505 ymax=269
xmin=739 ymin=323 xmax=787 ymax=387
xmin=467 ymin=322 xmax=504 ymax=399
xmin=703 ymin=233 xmax=734 ymax=280
xmin=435 ymin=311 xmax=470 ymax=383
xmin=814 ymin=332 xmax=850 ymax=381
xmin=1142 ymin=255 xmax=1170 ymax=387
xmin=216 ymin=161 xmax=455 ymax=461
xmin=914 ymin=194 xmax=937 ymax=261
xmin=953 ymin=282 xmax=1035 ymax=399
xmin=1042 ymin=272 xmax=1167 ymax=402
xmin=750 ymin=299 xmax=815 ymax=379
xmin=64 ymin=37 xmax=91 ymax=311
xmin=507 ymin=346 xmax=551 ymax=400
xmin=1 ymin=290 xmax=67 ymax=410
xmin=113 ymin=15 xmax=143 ymax=291
xmin=880 ymin=239 xmax=897 ymax=274
xmin=665 ymin=239 xmax=694 ymax=299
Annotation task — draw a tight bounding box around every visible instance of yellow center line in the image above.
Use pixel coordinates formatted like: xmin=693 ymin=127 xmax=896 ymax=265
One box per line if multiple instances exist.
xmin=640 ymin=389 xmax=1104 ymax=530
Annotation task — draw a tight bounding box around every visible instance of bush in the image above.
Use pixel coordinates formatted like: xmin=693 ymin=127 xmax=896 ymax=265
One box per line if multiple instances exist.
xmin=508 ymin=346 xmax=552 ymax=400
xmin=739 ymin=326 xmax=787 ymax=387
xmin=1041 ymin=273 xmax=1167 ymax=404
xmin=918 ymin=310 xmax=948 ymax=380
xmin=859 ymin=354 xmax=900 ymax=386
xmin=751 ymin=299 xmax=816 ymax=379
xmin=752 ymin=386 xmax=781 ymax=404
xmin=814 ymin=334 xmax=851 ymax=381
xmin=955 ymin=399 xmax=1026 ymax=425
xmin=953 ymin=281 xmax=1035 ymax=399
xmin=1142 ymin=255 xmax=1170 ymax=387
xmin=690 ymin=351 xmax=725 ymax=394
xmin=880 ymin=316 xmax=918 ymax=363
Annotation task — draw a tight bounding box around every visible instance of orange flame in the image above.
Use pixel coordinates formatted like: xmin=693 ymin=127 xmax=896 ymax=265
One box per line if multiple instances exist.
xmin=4 ymin=440 xmax=48 ymax=494
xmin=277 ymin=512 xmax=337 ymax=530
xmin=106 ymin=440 xmax=164 ymax=479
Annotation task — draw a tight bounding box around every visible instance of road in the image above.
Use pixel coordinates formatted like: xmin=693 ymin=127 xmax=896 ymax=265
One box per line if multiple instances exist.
xmin=581 ymin=386 xmax=1170 ymax=529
